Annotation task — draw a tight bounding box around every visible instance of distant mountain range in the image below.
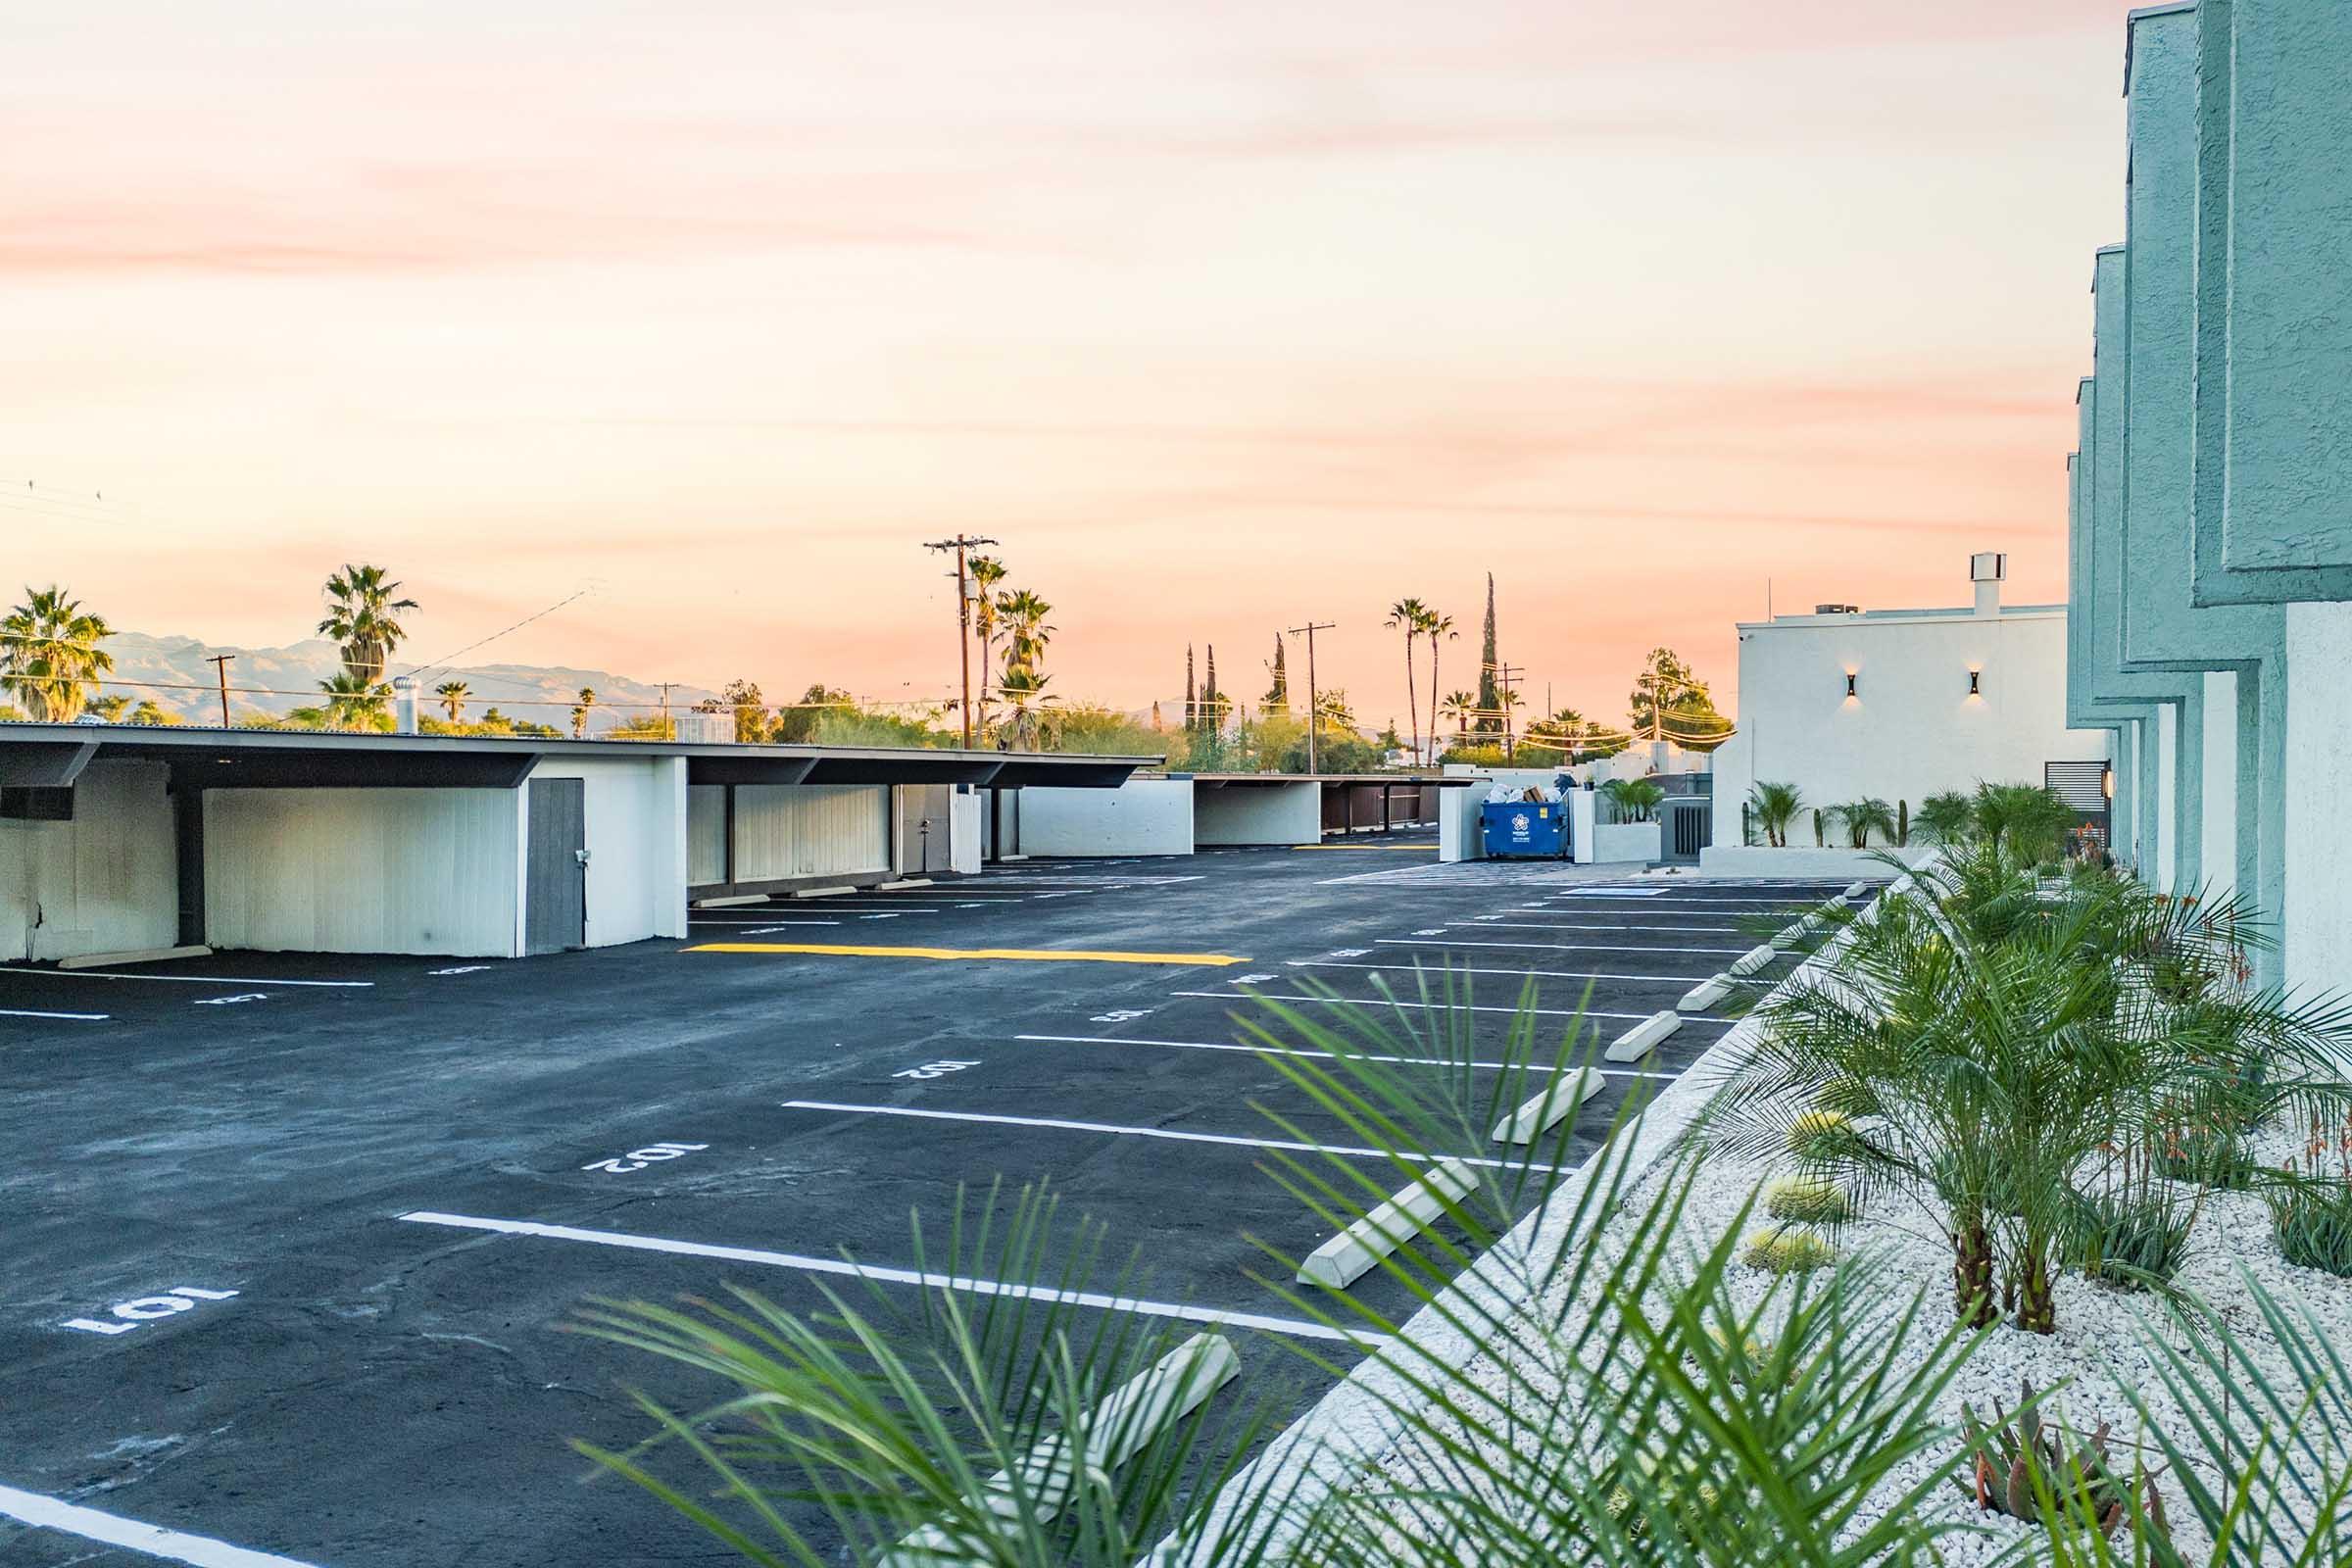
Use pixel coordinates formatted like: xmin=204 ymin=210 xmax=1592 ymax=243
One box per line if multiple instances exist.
xmin=96 ymin=632 xmax=720 ymax=733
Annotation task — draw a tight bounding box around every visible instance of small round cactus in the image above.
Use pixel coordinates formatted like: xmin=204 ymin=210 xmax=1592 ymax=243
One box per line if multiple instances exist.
xmin=1765 ymin=1175 xmax=1855 ymax=1226
xmin=1742 ymin=1224 xmax=1839 ymax=1274
xmin=1787 ymin=1108 xmax=1851 ymax=1157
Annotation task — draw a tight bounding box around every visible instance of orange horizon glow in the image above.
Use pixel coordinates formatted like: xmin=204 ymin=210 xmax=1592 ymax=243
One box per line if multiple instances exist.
xmin=1 ymin=0 xmax=2134 ymax=730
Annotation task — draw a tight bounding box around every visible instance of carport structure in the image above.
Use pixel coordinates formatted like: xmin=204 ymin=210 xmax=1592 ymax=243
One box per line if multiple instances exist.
xmin=0 ymin=723 xmax=1152 ymax=963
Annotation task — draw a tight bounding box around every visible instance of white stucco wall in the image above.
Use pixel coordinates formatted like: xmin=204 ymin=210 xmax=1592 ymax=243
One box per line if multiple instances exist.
xmin=2284 ymin=603 xmax=2352 ymax=999
xmin=2200 ymin=670 xmax=2238 ymax=902
xmin=1438 ymin=786 xmax=1486 ymax=861
xmin=205 ymin=787 xmax=520 ymax=956
xmin=1018 ymin=778 xmax=1195 ymax=857
xmin=1193 ymin=782 xmax=1320 ymax=847
xmin=524 ymin=755 xmax=687 ymax=949
xmin=0 ymin=760 xmax=179 ymax=962
xmin=949 ymin=787 xmax=983 ymax=875
xmin=686 ymin=784 xmax=727 ymax=886
xmin=1712 ymin=605 xmax=2109 ymax=847
xmin=2155 ymin=703 xmax=2180 ymax=893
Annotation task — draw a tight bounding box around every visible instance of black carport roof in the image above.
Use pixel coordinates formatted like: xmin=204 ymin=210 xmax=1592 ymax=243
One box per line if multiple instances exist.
xmin=1164 ymin=771 xmax=1474 ymax=787
xmin=0 ymin=722 xmax=1155 ymax=791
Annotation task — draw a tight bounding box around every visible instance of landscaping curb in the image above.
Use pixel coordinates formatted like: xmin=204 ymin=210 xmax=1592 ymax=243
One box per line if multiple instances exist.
xmin=1174 ymin=872 xmax=1913 ymax=1561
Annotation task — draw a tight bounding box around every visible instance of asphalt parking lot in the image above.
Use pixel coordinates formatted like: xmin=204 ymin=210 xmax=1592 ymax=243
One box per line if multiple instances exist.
xmin=0 ymin=838 xmax=1866 ymax=1566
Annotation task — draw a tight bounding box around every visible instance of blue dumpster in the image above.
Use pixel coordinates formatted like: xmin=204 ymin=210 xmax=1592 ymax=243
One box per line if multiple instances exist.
xmin=1482 ymin=800 xmax=1566 ymax=858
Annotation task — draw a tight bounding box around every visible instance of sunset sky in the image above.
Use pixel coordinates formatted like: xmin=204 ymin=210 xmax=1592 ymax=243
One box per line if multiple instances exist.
xmin=2 ymin=1 xmax=2133 ymax=732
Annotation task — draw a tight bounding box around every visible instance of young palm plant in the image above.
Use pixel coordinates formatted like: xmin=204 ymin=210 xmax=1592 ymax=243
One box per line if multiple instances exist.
xmin=1913 ymin=791 xmax=1976 ymax=847
xmin=1826 ymin=798 xmax=1897 ymax=850
xmin=1746 ymin=781 xmax=1803 ymax=848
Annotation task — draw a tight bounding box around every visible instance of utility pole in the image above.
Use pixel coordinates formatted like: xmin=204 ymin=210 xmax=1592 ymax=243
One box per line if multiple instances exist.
xmin=1286 ymin=620 xmax=1335 ymax=775
xmin=205 ymin=654 xmax=234 ymax=728
xmin=923 ymin=534 xmax=997 ymax=748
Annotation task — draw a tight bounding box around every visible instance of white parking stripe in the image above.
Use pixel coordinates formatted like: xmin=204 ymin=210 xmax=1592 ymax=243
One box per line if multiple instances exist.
xmin=1008 ymin=1034 xmax=1678 ymax=1081
xmin=0 ymin=1482 xmax=323 ymax=1567
xmin=1375 ymin=938 xmax=1746 ymax=956
xmin=782 ymin=1099 xmax=1572 ymax=1173
xmin=689 ymin=918 xmax=844 ymax=927
xmin=398 ymin=1211 xmax=1376 ymax=1347
xmin=1285 ymin=960 xmax=1713 ymax=984
xmin=0 ymin=1006 xmax=111 ymax=1021
xmin=0 ymin=968 xmax=370 ymax=988
xmin=1454 ymin=921 xmax=1745 ymax=934
xmin=1164 ymin=990 xmax=1732 ymax=1024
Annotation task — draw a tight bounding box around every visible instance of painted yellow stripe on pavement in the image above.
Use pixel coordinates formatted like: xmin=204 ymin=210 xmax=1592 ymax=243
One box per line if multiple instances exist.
xmin=687 ymin=942 xmax=1249 ymax=966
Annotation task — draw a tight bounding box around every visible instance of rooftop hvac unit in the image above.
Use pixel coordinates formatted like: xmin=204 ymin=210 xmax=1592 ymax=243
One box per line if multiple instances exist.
xmin=1813 ymin=603 xmax=1860 ymax=614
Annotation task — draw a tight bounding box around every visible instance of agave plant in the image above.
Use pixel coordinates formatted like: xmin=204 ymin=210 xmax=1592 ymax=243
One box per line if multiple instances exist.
xmin=1955 ymin=1378 xmax=2167 ymax=1539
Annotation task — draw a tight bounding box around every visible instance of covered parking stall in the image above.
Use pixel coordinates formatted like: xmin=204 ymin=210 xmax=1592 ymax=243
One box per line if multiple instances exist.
xmin=0 ymin=726 xmax=1149 ymax=962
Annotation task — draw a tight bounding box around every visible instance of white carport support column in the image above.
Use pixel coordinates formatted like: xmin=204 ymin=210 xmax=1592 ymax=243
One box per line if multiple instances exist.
xmin=1439 ymin=787 xmax=1486 ymax=861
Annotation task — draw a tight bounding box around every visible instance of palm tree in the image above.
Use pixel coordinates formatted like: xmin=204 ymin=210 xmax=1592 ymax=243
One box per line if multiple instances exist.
xmin=1972 ymin=781 xmax=2074 ymax=864
xmin=318 ymin=670 xmax=390 ymax=730
xmin=1914 ymin=789 xmax=1976 ymax=846
xmin=1 ymin=585 xmax=115 ymax=721
xmin=1420 ymin=608 xmax=1456 ymax=764
xmin=1440 ymin=688 xmax=1478 ymax=742
xmin=997 ymin=589 xmax=1054 ymax=675
xmin=1600 ymin=776 xmax=1666 ymax=823
xmin=1385 ymin=598 xmax=1426 ymax=768
xmin=317 ymin=564 xmax=418 ymax=686
xmin=1827 ymin=797 xmax=1897 ymax=849
xmin=994 ymin=666 xmax=1056 ymax=750
xmin=571 ymin=687 xmax=595 ymax=739
xmin=435 ymin=680 xmax=470 ymax=724
xmin=1746 ymin=780 xmax=1803 ymax=848
xmin=967 ymin=555 xmax=1007 ymax=740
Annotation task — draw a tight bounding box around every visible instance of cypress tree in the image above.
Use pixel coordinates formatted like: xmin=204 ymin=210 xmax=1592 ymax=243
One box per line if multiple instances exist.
xmin=1475 ymin=572 xmax=1499 ymax=731
xmin=1203 ymin=645 xmax=1219 ymax=734
xmin=1265 ymin=636 xmax=1288 ymax=711
xmin=1185 ymin=646 xmax=1197 ymax=732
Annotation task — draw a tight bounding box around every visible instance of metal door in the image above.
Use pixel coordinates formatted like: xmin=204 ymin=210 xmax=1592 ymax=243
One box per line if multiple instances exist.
xmin=1662 ymin=799 xmax=1711 ymax=865
xmin=525 ymin=777 xmax=587 ymax=955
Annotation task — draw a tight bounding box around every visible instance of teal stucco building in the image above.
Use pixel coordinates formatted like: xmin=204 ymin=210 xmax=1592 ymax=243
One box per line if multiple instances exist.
xmin=2069 ymin=0 xmax=2351 ymax=993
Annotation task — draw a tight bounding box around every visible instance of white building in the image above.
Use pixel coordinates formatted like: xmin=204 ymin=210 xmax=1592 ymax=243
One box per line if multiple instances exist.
xmin=1708 ymin=554 xmax=2111 ymax=857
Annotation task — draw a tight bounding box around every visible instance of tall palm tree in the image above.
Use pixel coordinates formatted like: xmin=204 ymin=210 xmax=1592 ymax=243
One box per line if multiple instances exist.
xmin=317 ymin=564 xmax=418 ymax=686
xmin=1 ymin=585 xmax=115 ymax=721
xmin=571 ymin=687 xmax=595 ymax=739
xmin=997 ymin=590 xmax=1054 ymax=674
xmin=435 ymin=680 xmax=469 ymax=724
xmin=994 ymin=666 xmax=1055 ymax=750
xmin=1420 ymin=609 xmax=1456 ymax=765
xmin=967 ymin=555 xmax=1007 ymax=740
xmin=318 ymin=670 xmax=390 ymax=730
xmin=1385 ymin=598 xmax=1426 ymax=768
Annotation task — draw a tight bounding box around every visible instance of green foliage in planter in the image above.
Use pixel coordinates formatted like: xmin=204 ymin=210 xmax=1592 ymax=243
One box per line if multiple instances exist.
xmin=2269 ymin=1181 xmax=2352 ymax=1277
xmin=2065 ymin=1181 xmax=2198 ymax=1289
xmin=1764 ymin=1175 xmax=1854 ymax=1227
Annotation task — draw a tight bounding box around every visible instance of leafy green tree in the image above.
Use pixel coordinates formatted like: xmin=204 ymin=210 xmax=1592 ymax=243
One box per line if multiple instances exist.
xmin=1 ymin=584 xmax=115 ymax=720
xmin=127 ymin=700 xmax=178 ymax=726
xmin=608 ymin=712 xmax=677 ymax=740
xmin=1745 ymin=780 xmax=1804 ymax=847
xmin=435 ymin=680 xmax=469 ymax=723
xmin=773 ymin=683 xmax=852 ymax=744
xmin=87 ymin=693 xmax=131 ymax=721
xmin=1627 ymin=647 xmax=1734 ymax=752
xmin=317 ymin=564 xmax=417 ymax=686
xmin=701 ymin=678 xmax=770 ymax=743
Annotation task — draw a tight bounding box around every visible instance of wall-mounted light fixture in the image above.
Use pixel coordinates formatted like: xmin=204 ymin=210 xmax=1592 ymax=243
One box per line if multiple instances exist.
xmin=1967 ymin=667 xmax=1982 ymax=697
xmin=2102 ymin=763 xmax=2114 ymax=802
xmin=1844 ymin=670 xmax=1858 ymax=699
